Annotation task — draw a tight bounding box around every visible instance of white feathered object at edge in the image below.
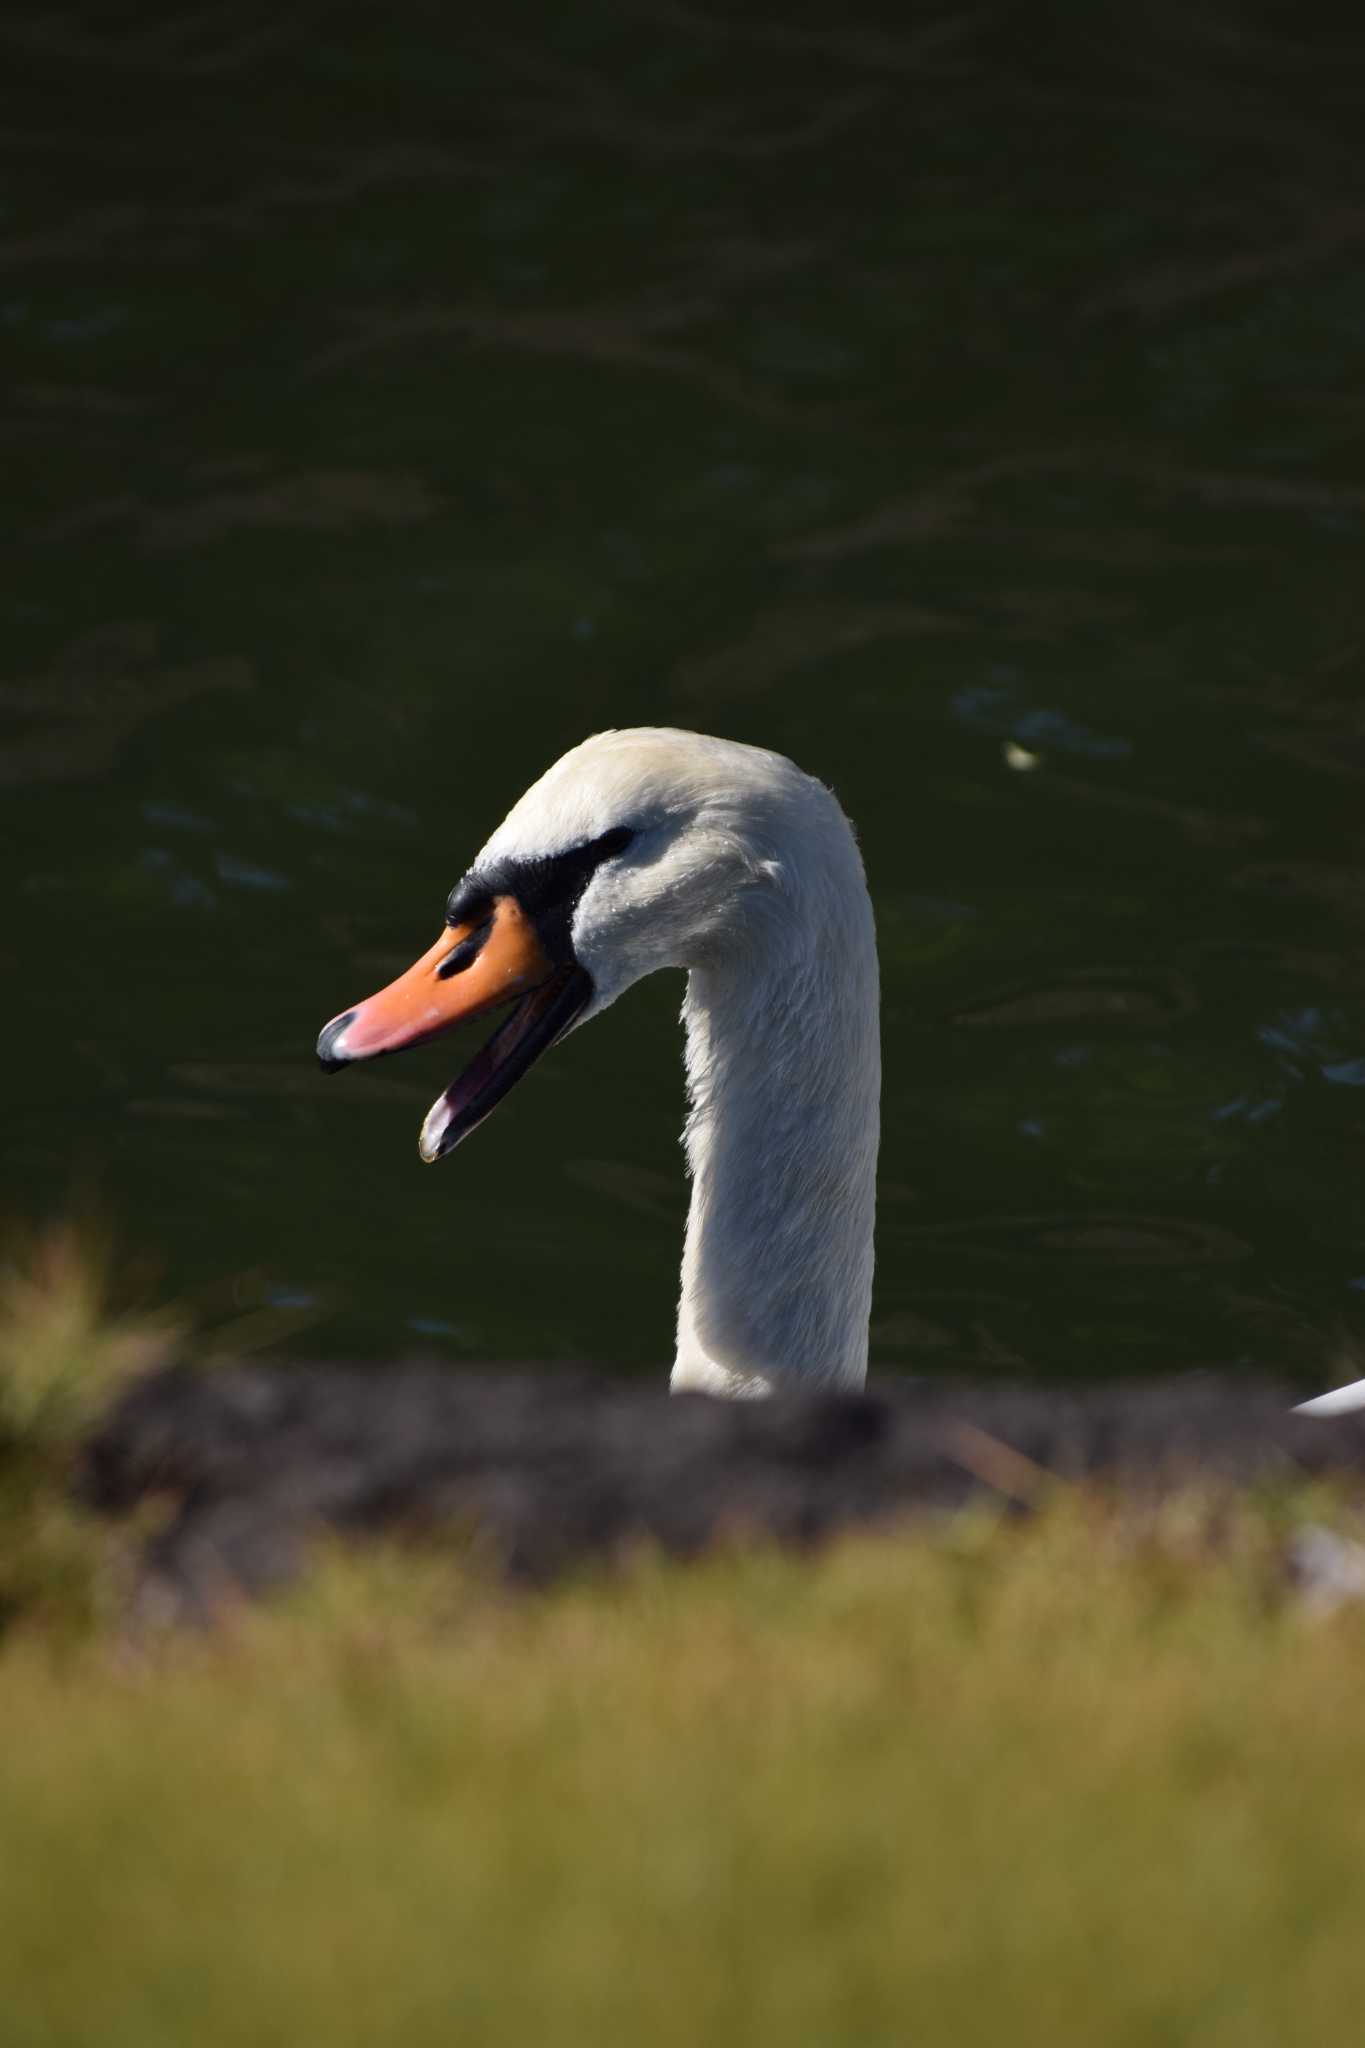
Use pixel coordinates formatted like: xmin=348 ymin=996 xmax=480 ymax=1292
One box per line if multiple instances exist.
xmin=318 ymin=729 xmax=879 ymax=1398
xmin=317 ymin=723 xmax=1355 ymax=1418
xmin=1294 ymin=1379 xmax=1365 ymax=1417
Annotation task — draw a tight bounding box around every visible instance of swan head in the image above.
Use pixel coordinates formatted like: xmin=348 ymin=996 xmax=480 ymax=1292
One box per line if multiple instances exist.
xmin=316 ymin=728 xmax=827 ymax=1161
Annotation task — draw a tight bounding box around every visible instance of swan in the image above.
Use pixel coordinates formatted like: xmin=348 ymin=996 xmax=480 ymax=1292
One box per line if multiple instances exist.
xmin=317 ymin=728 xmax=879 ymax=1398
xmin=1294 ymin=1379 xmax=1365 ymax=1418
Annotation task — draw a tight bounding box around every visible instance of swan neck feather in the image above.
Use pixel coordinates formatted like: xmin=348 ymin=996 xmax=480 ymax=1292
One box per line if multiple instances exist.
xmin=671 ymin=821 xmax=879 ymax=1397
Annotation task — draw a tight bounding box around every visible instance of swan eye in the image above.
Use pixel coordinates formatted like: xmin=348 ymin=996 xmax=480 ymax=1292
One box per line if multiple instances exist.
xmin=447 ymin=827 xmax=635 ymax=936
xmin=512 ymin=825 xmax=636 ymax=917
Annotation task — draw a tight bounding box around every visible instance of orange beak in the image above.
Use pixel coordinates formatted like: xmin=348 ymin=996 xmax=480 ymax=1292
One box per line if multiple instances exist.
xmin=317 ymin=895 xmax=592 ymax=1161
xmin=316 ymin=897 xmax=554 ymax=1067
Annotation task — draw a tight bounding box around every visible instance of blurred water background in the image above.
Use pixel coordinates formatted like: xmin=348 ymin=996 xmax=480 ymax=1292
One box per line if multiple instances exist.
xmin=6 ymin=1 xmax=1365 ymax=1382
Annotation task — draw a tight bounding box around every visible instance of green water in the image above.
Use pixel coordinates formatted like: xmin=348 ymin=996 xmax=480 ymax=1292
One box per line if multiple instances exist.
xmin=7 ymin=3 xmax=1365 ymax=1382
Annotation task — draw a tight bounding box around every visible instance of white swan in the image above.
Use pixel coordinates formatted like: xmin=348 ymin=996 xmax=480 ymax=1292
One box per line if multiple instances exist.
xmin=1294 ymin=1379 xmax=1365 ymax=1418
xmin=318 ymin=728 xmax=879 ymax=1398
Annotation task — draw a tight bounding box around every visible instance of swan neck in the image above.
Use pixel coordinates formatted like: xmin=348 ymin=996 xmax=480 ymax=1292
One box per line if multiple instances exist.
xmin=671 ymin=892 xmax=879 ymax=1398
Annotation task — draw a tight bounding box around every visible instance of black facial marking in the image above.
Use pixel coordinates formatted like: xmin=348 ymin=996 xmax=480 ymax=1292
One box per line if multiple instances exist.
xmin=444 ymin=879 xmax=495 ymax=930
xmin=445 ymin=826 xmax=635 ymax=959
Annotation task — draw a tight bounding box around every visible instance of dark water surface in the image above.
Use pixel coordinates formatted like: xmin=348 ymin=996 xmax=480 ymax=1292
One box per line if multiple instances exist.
xmin=7 ymin=3 xmax=1365 ymax=1384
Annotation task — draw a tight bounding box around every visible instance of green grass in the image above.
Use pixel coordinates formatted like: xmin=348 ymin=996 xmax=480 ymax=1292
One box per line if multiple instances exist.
xmin=4 ymin=1231 xmax=1365 ymax=2045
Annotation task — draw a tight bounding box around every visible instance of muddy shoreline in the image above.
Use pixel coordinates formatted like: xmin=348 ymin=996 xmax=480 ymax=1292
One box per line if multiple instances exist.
xmin=79 ymin=1364 xmax=1365 ymax=1616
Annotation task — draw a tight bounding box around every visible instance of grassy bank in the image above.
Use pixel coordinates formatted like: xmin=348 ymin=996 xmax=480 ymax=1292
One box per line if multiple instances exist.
xmin=5 ymin=1234 xmax=1365 ymax=2045
xmin=7 ymin=1513 xmax=1365 ymax=2046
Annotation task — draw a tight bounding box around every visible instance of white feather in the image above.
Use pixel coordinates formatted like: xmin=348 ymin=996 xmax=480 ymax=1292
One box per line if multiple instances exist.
xmin=1293 ymin=1379 xmax=1365 ymax=1418
xmin=475 ymin=728 xmax=880 ymax=1397
xmin=471 ymin=729 xmax=1365 ymax=1421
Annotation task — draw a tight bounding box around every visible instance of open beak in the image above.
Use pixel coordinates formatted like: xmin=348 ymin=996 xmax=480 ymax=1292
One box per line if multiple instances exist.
xmin=316 ymin=895 xmax=591 ymax=1161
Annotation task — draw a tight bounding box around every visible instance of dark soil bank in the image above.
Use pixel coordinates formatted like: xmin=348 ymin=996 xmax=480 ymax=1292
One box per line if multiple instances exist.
xmin=81 ymin=1365 xmax=1365 ymax=1616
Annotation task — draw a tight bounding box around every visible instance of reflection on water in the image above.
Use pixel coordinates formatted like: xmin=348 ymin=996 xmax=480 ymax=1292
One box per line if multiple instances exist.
xmin=7 ymin=1 xmax=1365 ymax=1384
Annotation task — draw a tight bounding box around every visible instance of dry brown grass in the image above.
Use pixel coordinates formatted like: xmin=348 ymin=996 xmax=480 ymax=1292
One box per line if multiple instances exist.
xmin=0 ymin=1221 xmax=178 ymax=1449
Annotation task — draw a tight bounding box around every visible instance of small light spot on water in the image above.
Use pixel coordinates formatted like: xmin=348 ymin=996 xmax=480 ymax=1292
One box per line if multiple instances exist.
xmin=142 ymin=801 xmax=212 ymax=832
xmin=1212 ymin=1095 xmax=1282 ymax=1124
xmin=1259 ymin=1006 xmax=1322 ymax=1057
xmin=140 ymin=847 xmax=214 ymax=908
xmin=215 ymin=852 xmax=291 ymax=892
xmin=952 ymin=684 xmax=1131 ymax=758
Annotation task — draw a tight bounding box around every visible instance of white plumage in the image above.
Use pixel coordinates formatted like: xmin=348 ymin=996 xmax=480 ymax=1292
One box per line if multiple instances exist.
xmin=478 ymin=729 xmax=881 ymax=1397
xmin=321 ymin=727 xmax=879 ymax=1398
xmin=322 ymin=725 xmax=1364 ymax=1420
